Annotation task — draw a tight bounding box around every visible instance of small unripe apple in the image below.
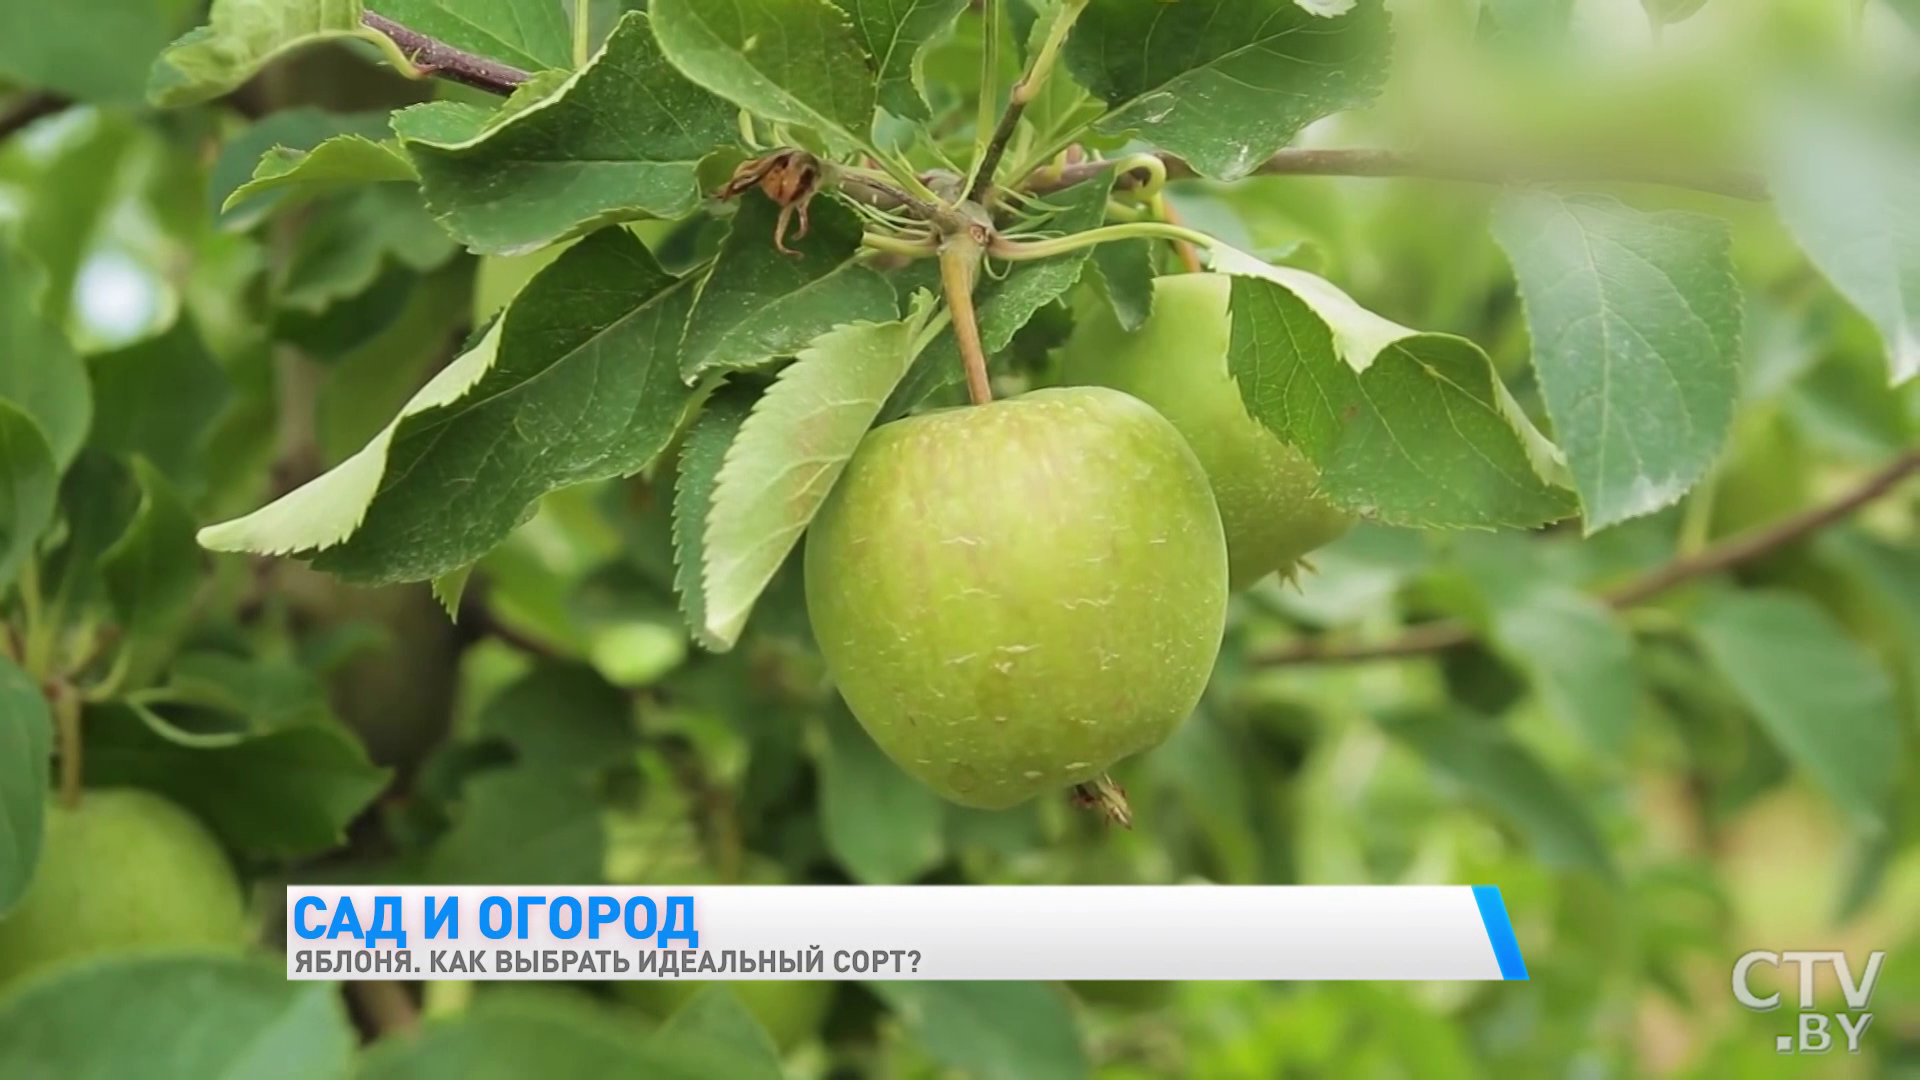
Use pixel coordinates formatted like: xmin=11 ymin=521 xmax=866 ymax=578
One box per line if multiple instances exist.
xmin=0 ymin=789 xmax=248 ymax=989
xmin=1060 ymin=273 xmax=1353 ymax=588
xmin=804 ymin=386 xmax=1228 ymax=809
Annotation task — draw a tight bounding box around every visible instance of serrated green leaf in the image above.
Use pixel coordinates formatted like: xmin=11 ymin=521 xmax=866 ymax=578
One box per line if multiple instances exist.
xmin=100 ymin=459 xmax=204 ymax=639
xmin=830 ymin=0 xmax=967 ymax=121
xmin=1767 ymin=101 xmax=1920 ymax=385
xmin=0 ymin=241 xmax=91 ymax=470
xmin=672 ymin=383 xmax=757 ymax=649
xmin=817 ymin=696 xmax=945 ymax=884
xmin=0 ymin=953 xmax=356 ymax=1080
xmin=400 ymin=12 xmax=742 ymax=255
xmin=202 ymin=228 xmax=702 ymax=585
xmin=83 ymin=701 xmax=389 ymax=857
xmin=1494 ymin=194 xmax=1740 ymax=532
xmin=148 ymin=0 xmax=417 ymax=108
xmin=86 ymin=319 xmax=229 ymax=490
xmin=222 ymin=135 xmax=418 ymax=213
xmin=886 ymin=174 xmax=1110 ymax=414
xmin=680 ymin=192 xmax=900 ymax=380
xmin=1218 ymin=252 xmax=1575 ymax=529
xmin=701 ymin=296 xmax=932 ymax=647
xmin=0 ymin=653 xmax=51 ymax=917
xmin=368 ymin=0 xmax=573 ymax=70
xmin=650 ymin=0 xmax=881 ymax=155
xmin=1063 ymin=0 xmax=1391 ymax=181
xmin=0 ymin=399 xmax=59 ymax=591
xmin=868 ymin=981 xmax=1089 ymax=1080
xmin=1381 ymin=707 xmax=1615 ymax=877
xmin=208 ymin=108 xmax=395 ymax=228
xmin=431 ymin=564 xmax=472 ymax=618
xmin=0 ymin=0 xmax=198 ymax=104
xmin=1693 ymin=590 xmax=1901 ymax=832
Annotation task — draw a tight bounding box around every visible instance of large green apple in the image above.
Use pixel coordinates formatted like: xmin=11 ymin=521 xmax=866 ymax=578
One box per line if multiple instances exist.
xmin=0 ymin=789 xmax=248 ymax=989
xmin=1060 ymin=273 xmax=1353 ymax=588
xmin=804 ymin=386 xmax=1228 ymax=809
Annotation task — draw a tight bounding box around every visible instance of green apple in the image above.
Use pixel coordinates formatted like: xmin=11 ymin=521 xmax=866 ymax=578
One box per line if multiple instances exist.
xmin=804 ymin=386 xmax=1229 ymax=809
xmin=0 ymin=789 xmax=248 ymax=989
xmin=1060 ymin=273 xmax=1353 ymax=588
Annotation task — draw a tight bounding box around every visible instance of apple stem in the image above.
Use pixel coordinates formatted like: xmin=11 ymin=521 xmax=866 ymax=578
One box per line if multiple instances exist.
xmin=52 ymin=680 xmax=81 ymax=809
xmin=939 ymin=229 xmax=994 ymax=406
xmin=1071 ymin=774 xmax=1133 ymax=829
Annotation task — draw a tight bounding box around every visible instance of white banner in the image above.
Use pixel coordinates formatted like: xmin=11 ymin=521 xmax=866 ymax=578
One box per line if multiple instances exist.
xmin=285 ymin=885 xmax=1528 ymax=981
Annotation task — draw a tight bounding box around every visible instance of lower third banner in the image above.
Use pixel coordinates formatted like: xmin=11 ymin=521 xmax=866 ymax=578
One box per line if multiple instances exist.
xmin=285 ymin=885 xmax=1528 ymax=982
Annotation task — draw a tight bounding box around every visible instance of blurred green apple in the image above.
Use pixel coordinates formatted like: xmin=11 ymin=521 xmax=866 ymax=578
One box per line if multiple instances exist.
xmin=0 ymin=789 xmax=248 ymax=989
xmin=805 ymin=386 xmax=1228 ymax=808
xmin=1060 ymin=273 xmax=1353 ymax=588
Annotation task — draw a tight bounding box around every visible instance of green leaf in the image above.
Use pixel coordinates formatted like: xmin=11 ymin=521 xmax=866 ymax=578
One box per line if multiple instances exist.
xmin=650 ymin=0 xmax=881 ymax=154
xmin=867 ymin=981 xmax=1089 ymax=1080
xmin=362 ymin=995 xmax=770 ymax=1080
xmin=83 ymin=701 xmax=390 ymax=857
xmin=85 ymin=319 xmax=230 ymax=490
xmin=1218 ymin=253 xmax=1575 ymax=529
xmin=368 ymin=0 xmax=573 ymax=70
xmin=222 ymin=135 xmax=419 ymax=214
xmin=1766 ymin=102 xmax=1920 ymax=385
xmin=1380 ymin=707 xmax=1615 ymax=877
xmin=318 ymin=267 xmax=471 ymax=464
xmin=475 ymin=661 xmax=637 ymax=775
xmin=829 ymin=0 xmax=967 ymax=121
xmin=1064 ymin=0 xmax=1391 ymax=181
xmin=400 ymin=12 xmax=742 ymax=256
xmin=1642 ymin=0 xmax=1710 ymax=26
xmin=658 ymin=986 xmax=783 ymax=1080
xmin=0 ymin=241 xmax=91 ymax=470
xmin=100 ymin=459 xmax=204 ymax=640
xmin=1493 ymin=194 xmax=1741 ymax=532
xmin=208 ymin=109 xmax=396 ymax=227
xmin=680 ymin=191 xmax=900 ymax=380
xmin=1692 ymin=590 xmax=1902 ymax=831
xmin=202 ymin=228 xmax=703 ymax=585
xmin=0 ymin=654 xmax=51 ymax=917
xmin=1089 ymin=236 xmax=1155 ymax=332
xmin=0 ymin=399 xmax=59 ymax=591
xmin=1456 ymin=535 xmax=1638 ymax=751
xmin=887 ymin=174 xmax=1110 ymax=414
xmin=0 ymin=0 xmax=198 ymax=104
xmin=0 ymin=953 xmax=356 ymax=1080
xmin=149 ymin=0 xmax=417 ymax=108
xmin=817 ymin=697 xmax=944 ymax=884
xmin=672 ymin=382 xmax=756 ymax=649
xmin=427 ymin=766 xmax=606 ymax=884
xmin=277 ymin=187 xmax=458 ymax=314
xmin=163 ymin=653 xmax=337 ymax=732
xmin=701 ymin=295 xmax=933 ymax=648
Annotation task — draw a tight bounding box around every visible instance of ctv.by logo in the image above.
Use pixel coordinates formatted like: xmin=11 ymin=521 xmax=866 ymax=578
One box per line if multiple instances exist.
xmin=1732 ymin=950 xmax=1886 ymax=1054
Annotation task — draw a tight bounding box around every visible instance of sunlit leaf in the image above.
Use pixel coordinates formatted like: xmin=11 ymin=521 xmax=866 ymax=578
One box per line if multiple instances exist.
xmin=222 ymin=135 xmax=418 ymax=213
xmin=149 ymin=0 xmax=417 ymax=108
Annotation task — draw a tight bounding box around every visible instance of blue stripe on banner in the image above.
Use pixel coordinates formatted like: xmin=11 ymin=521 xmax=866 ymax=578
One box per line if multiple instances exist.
xmin=1471 ymin=885 xmax=1528 ymax=980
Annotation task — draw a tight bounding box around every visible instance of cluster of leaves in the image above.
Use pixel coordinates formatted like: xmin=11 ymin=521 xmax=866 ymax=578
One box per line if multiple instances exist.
xmin=0 ymin=0 xmax=1916 ymax=1074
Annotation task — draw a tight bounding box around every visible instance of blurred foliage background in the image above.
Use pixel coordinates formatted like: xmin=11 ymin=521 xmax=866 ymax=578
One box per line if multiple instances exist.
xmin=0 ymin=0 xmax=1917 ymax=1077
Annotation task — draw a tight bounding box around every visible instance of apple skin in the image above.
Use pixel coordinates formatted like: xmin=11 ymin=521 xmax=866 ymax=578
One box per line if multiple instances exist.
xmin=0 ymin=789 xmax=248 ymax=989
xmin=804 ymin=386 xmax=1228 ymax=809
xmin=1060 ymin=273 xmax=1354 ymax=588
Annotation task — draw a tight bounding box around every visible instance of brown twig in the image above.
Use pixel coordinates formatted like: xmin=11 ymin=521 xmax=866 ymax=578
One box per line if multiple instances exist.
xmin=361 ymin=12 xmax=530 ymax=95
xmin=1155 ymin=198 xmax=1204 ymax=274
xmin=51 ymin=681 xmax=82 ymax=809
xmin=939 ymin=227 xmax=995 ymax=405
xmin=1030 ymin=148 xmax=1771 ymax=202
xmin=0 ymin=92 xmax=69 ymax=143
xmin=967 ymin=0 xmax=1088 ymax=203
xmin=1253 ymin=449 xmax=1920 ymax=666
